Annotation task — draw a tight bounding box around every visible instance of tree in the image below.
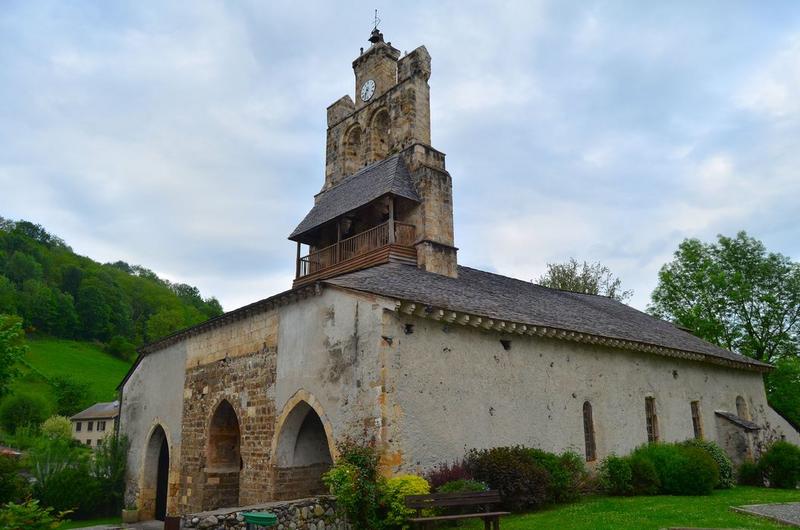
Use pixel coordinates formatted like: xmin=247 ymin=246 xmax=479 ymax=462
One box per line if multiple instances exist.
xmin=145 ymin=308 xmax=184 ymax=341
xmin=41 ymin=416 xmax=73 ymax=440
xmin=537 ymin=258 xmax=633 ymax=302
xmin=0 ymin=393 xmax=50 ymax=433
xmin=765 ymin=357 xmax=800 ymax=428
xmin=50 ymin=376 xmax=91 ymax=417
xmin=0 ymin=315 xmax=26 ymax=399
xmin=649 ymin=232 xmax=800 ymax=363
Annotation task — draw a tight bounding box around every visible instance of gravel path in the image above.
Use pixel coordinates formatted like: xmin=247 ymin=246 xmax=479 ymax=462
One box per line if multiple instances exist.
xmin=733 ymin=502 xmax=800 ymax=527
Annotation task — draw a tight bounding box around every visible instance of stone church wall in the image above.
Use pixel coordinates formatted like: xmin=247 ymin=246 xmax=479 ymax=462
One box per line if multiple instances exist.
xmin=380 ymin=310 xmax=796 ymax=473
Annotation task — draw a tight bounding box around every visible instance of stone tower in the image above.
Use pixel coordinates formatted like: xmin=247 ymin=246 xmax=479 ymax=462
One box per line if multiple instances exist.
xmin=289 ymin=30 xmax=457 ymax=285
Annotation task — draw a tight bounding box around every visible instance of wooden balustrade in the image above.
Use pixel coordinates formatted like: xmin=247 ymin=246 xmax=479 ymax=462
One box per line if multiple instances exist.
xmin=297 ymin=221 xmax=415 ymax=278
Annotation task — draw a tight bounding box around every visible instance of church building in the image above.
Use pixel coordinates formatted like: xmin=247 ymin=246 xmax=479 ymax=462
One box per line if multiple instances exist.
xmin=119 ymin=30 xmax=799 ymax=520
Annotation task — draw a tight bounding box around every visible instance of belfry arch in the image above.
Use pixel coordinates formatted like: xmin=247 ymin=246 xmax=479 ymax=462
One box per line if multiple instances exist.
xmin=343 ymin=125 xmax=363 ymax=177
xmin=204 ymin=399 xmax=241 ymax=510
xmin=272 ymin=393 xmax=335 ymax=500
xmin=141 ymin=424 xmax=170 ymax=521
xmin=369 ymin=107 xmax=391 ymax=162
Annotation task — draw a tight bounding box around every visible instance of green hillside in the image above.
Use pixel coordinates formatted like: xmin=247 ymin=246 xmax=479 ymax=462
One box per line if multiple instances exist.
xmin=7 ymin=337 xmax=132 ymax=418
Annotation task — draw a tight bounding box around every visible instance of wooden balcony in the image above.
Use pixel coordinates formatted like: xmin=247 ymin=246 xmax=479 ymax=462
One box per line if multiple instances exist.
xmin=293 ymin=220 xmax=417 ymax=287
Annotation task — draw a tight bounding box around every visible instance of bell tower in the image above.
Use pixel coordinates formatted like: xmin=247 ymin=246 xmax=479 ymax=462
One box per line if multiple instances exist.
xmin=289 ymin=29 xmax=457 ymax=285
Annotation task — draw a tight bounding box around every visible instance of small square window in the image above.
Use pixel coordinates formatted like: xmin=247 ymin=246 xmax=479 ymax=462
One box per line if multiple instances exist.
xmin=85 ymin=439 xmax=91 ymax=446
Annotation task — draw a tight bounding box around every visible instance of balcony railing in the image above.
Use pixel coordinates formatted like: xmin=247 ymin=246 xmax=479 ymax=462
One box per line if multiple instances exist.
xmin=297 ymin=220 xmax=415 ymax=278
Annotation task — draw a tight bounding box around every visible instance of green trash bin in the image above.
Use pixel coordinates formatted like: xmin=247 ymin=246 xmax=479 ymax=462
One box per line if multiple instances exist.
xmin=241 ymin=511 xmax=278 ymax=529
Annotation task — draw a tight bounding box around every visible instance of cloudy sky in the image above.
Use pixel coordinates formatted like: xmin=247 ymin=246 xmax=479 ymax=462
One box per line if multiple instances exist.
xmin=1 ymin=1 xmax=799 ymax=311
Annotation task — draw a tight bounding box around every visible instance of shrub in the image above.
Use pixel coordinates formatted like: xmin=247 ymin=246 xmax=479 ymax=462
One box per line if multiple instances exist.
xmin=759 ymin=441 xmax=800 ymax=489
xmin=42 ymin=415 xmax=73 ymax=440
xmin=737 ymin=459 xmax=763 ymax=486
xmin=105 ymin=335 xmax=136 ymax=361
xmin=36 ymin=465 xmax=102 ymax=518
xmin=631 ymin=443 xmax=718 ymax=496
xmin=0 ymin=499 xmax=67 ymax=530
xmin=465 ymin=446 xmax=550 ymax=511
xmin=322 ymin=439 xmax=383 ymax=529
xmin=424 ymin=459 xmax=471 ymax=490
xmin=598 ymin=455 xmax=632 ymax=496
xmin=682 ymin=439 xmax=734 ymax=488
xmin=92 ymin=435 xmax=130 ymax=516
xmin=523 ymin=449 xmax=587 ymax=503
xmin=629 ymin=454 xmax=660 ymax=495
xmin=0 ymin=392 xmax=50 ymax=433
xmin=0 ymin=455 xmax=29 ymax=504
xmin=381 ymin=475 xmax=430 ymax=529
xmin=437 ymin=479 xmax=488 ymax=494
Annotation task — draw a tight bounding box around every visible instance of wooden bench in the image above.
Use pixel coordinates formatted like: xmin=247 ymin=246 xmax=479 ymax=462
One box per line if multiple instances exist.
xmin=405 ymin=490 xmax=510 ymax=529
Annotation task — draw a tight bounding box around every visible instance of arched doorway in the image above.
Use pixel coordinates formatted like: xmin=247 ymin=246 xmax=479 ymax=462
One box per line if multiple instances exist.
xmin=204 ymin=400 xmax=241 ymax=510
xmin=273 ymin=401 xmax=334 ymax=500
xmin=142 ymin=425 xmax=169 ymax=521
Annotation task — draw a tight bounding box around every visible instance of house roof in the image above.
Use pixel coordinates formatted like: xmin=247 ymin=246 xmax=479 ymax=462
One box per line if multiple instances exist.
xmin=289 ymin=155 xmax=420 ymax=241
xmin=70 ymin=401 xmax=119 ymax=421
xmin=325 ymin=263 xmax=771 ymax=371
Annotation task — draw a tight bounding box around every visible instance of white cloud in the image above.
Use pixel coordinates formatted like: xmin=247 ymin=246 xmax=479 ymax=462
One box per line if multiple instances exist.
xmin=736 ymin=35 xmax=800 ymax=119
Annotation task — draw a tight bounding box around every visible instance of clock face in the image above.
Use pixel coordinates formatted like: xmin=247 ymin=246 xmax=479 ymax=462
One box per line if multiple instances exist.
xmin=360 ymin=79 xmax=376 ymax=102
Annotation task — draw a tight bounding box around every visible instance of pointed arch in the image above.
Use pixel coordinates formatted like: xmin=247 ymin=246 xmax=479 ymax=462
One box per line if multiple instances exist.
xmin=141 ymin=423 xmax=170 ymax=521
xmin=270 ymin=390 xmax=336 ymax=500
xmin=203 ymin=399 xmax=241 ymax=510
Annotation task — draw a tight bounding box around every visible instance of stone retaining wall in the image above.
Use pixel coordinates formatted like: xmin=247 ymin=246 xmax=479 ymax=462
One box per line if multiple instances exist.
xmin=183 ymin=496 xmax=348 ymax=530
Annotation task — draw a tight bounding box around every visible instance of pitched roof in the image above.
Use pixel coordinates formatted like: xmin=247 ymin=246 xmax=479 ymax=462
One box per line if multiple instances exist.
xmin=289 ymin=155 xmax=420 ymax=241
xmin=70 ymin=401 xmax=119 ymax=421
xmin=325 ymin=263 xmax=771 ymax=371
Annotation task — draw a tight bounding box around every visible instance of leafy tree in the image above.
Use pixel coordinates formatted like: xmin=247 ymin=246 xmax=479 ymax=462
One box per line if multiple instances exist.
xmin=50 ymin=376 xmax=92 ymax=417
xmin=537 ymin=258 xmax=633 ymax=302
xmin=0 ymin=393 xmax=50 ymax=433
xmin=106 ymin=335 xmax=136 ymax=361
xmin=765 ymin=357 xmax=800 ymax=428
xmin=60 ymin=265 xmax=83 ymax=299
xmin=5 ymin=251 xmax=42 ymax=284
xmin=41 ymin=416 xmax=73 ymax=440
xmin=76 ymin=283 xmax=112 ymax=340
xmin=649 ymin=232 xmax=800 ymax=363
xmin=146 ymin=308 xmax=185 ymax=341
xmin=0 ymin=315 xmax=26 ymax=399
xmin=0 ymin=275 xmax=16 ymax=314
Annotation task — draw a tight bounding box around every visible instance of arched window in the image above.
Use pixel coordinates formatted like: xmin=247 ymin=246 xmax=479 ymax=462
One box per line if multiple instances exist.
xmin=343 ymin=125 xmax=363 ymax=176
xmin=582 ymin=401 xmax=596 ymax=462
xmin=369 ymin=108 xmax=391 ymax=163
xmin=736 ymin=396 xmax=749 ymax=420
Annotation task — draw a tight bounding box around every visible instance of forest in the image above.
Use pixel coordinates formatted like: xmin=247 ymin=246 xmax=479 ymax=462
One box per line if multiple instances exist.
xmin=0 ymin=217 xmax=223 ymax=359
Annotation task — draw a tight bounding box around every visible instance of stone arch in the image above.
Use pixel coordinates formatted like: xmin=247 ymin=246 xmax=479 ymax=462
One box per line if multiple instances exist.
xmin=343 ymin=124 xmax=363 ymax=176
xmin=369 ymin=107 xmax=391 ymax=162
xmin=141 ymin=423 xmax=170 ymax=521
xmin=271 ymin=390 xmax=336 ymax=500
xmin=204 ymin=399 xmax=241 ymax=510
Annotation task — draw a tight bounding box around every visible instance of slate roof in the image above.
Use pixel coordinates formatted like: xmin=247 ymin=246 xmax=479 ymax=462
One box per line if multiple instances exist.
xmin=325 ymin=263 xmax=771 ymax=371
xmin=289 ymin=155 xmax=420 ymax=241
xmin=70 ymin=401 xmax=119 ymax=421
xmin=715 ymin=411 xmax=762 ymax=431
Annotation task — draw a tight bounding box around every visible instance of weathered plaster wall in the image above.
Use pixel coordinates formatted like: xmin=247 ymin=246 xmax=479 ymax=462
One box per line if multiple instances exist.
xmin=381 ymin=311 xmax=795 ymax=472
xmin=120 ymin=341 xmax=186 ymax=519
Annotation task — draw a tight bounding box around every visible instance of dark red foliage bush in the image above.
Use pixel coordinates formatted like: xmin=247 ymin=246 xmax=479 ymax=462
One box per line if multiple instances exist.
xmin=424 ymin=459 xmax=472 ymax=490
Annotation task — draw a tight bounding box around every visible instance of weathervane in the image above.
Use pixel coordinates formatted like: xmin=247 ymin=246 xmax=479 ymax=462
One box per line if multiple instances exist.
xmin=373 ymin=9 xmax=381 ymax=30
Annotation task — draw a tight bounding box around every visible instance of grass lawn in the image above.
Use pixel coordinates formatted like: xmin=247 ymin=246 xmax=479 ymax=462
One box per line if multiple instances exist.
xmin=60 ymin=516 xmax=121 ymax=529
xmin=23 ymin=337 xmax=132 ymax=402
xmin=462 ymin=487 xmax=800 ymax=529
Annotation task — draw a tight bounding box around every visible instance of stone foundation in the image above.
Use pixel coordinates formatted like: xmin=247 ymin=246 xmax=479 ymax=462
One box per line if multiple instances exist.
xmin=183 ymin=496 xmax=348 ymax=530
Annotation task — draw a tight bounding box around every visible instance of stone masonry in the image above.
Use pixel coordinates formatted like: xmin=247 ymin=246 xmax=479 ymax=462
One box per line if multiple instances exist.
xmin=183 ymin=496 xmax=348 ymax=530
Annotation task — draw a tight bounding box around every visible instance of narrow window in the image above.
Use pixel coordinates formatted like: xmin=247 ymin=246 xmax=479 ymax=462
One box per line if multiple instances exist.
xmin=75 ymin=422 xmax=82 ymax=432
xmin=583 ymin=401 xmax=597 ymax=462
xmin=99 ymin=421 xmax=106 ymax=432
xmin=87 ymin=421 xmax=94 ymax=432
xmin=736 ymin=396 xmax=749 ymax=420
xmin=645 ymin=397 xmax=659 ymax=443
xmin=691 ymin=401 xmax=703 ymax=439
xmin=85 ymin=439 xmax=91 ymax=446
